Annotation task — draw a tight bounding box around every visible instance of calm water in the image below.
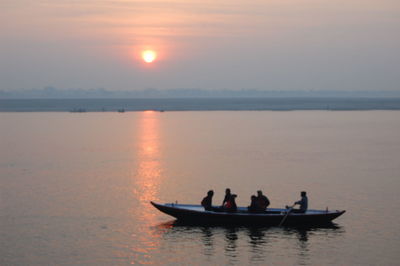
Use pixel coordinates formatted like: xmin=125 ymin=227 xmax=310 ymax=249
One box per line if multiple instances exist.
xmin=1 ymin=111 xmax=400 ymax=265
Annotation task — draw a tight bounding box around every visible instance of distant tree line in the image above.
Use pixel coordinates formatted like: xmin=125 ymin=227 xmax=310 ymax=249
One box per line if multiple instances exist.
xmin=1 ymin=86 xmax=399 ymax=99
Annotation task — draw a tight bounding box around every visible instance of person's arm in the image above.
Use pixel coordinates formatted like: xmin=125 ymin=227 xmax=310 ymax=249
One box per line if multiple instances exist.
xmin=295 ymin=198 xmax=305 ymax=205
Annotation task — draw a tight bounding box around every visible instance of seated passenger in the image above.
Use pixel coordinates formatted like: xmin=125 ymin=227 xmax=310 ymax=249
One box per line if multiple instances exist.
xmin=201 ymin=190 xmax=214 ymax=211
xmin=247 ymin=195 xmax=260 ymax=212
xmin=221 ymin=188 xmax=231 ymax=207
xmin=256 ymin=190 xmax=270 ymax=211
xmin=224 ymin=194 xmax=237 ymax=212
xmin=292 ymin=191 xmax=308 ymax=213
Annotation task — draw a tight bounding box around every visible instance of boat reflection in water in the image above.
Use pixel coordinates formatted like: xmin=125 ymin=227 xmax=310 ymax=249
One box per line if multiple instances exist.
xmin=153 ymin=220 xmax=345 ymax=264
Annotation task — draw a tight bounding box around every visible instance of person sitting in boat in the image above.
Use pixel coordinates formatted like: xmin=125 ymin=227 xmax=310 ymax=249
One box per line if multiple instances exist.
xmin=221 ymin=188 xmax=232 ymax=207
xmin=256 ymin=190 xmax=270 ymax=211
xmin=292 ymin=191 xmax=308 ymax=213
xmin=224 ymin=194 xmax=237 ymax=212
xmin=247 ymin=195 xmax=260 ymax=212
xmin=201 ymin=190 xmax=214 ymax=211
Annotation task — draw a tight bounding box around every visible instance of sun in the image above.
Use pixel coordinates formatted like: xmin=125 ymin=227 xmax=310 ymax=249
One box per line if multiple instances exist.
xmin=142 ymin=50 xmax=157 ymax=63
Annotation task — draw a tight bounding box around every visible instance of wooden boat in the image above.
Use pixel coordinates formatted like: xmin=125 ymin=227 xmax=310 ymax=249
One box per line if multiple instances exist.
xmin=151 ymin=202 xmax=345 ymax=226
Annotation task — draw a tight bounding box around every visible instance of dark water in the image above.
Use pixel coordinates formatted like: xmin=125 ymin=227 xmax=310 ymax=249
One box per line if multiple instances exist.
xmin=1 ymin=97 xmax=400 ymax=112
xmin=1 ymin=111 xmax=400 ymax=265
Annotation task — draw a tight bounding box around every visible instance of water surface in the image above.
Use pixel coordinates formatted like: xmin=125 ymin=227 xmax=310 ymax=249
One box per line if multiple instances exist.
xmin=1 ymin=111 xmax=400 ymax=265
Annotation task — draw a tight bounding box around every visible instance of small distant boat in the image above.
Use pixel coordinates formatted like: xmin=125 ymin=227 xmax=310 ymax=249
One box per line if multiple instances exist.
xmin=70 ymin=108 xmax=86 ymax=113
xmin=151 ymin=202 xmax=345 ymax=226
xmin=118 ymin=109 xmax=125 ymax=113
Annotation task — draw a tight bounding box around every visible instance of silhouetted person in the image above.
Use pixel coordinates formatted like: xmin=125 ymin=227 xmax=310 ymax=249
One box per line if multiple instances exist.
xmin=224 ymin=194 xmax=237 ymax=212
xmin=256 ymin=190 xmax=270 ymax=211
xmin=201 ymin=190 xmax=214 ymax=211
xmin=222 ymin=188 xmax=231 ymax=207
xmin=292 ymin=191 xmax=308 ymax=213
xmin=248 ymin=195 xmax=259 ymax=212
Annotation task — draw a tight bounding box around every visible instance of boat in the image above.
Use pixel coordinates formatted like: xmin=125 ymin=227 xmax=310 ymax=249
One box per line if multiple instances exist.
xmin=151 ymin=202 xmax=345 ymax=226
xmin=70 ymin=108 xmax=86 ymax=113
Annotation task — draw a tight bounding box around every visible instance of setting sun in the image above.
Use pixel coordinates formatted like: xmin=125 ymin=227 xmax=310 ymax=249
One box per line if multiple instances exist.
xmin=142 ymin=50 xmax=157 ymax=63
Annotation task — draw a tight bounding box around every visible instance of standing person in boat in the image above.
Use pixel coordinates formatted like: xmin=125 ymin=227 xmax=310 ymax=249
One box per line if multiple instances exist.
xmin=256 ymin=190 xmax=270 ymax=211
xmin=224 ymin=194 xmax=237 ymax=212
xmin=289 ymin=191 xmax=308 ymax=213
xmin=201 ymin=190 xmax=214 ymax=211
xmin=221 ymin=188 xmax=232 ymax=207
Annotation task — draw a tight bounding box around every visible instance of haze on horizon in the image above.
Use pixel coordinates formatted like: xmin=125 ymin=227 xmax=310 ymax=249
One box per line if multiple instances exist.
xmin=1 ymin=0 xmax=399 ymax=92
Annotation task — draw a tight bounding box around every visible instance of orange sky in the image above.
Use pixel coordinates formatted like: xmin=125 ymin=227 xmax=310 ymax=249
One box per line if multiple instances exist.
xmin=1 ymin=0 xmax=399 ymax=91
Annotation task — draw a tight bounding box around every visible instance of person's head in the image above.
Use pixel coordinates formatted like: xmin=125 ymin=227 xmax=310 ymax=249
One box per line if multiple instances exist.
xmin=257 ymin=190 xmax=262 ymax=196
xmin=301 ymin=191 xmax=306 ymax=197
xmin=225 ymin=188 xmax=231 ymax=194
xmin=208 ymin=190 xmax=214 ymax=197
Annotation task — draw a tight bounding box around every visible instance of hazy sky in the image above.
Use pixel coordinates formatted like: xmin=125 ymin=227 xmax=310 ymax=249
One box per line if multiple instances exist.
xmin=1 ymin=0 xmax=399 ymax=91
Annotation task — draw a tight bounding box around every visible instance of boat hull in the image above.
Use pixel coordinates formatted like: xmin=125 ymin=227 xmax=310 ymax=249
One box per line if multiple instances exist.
xmin=151 ymin=202 xmax=345 ymax=226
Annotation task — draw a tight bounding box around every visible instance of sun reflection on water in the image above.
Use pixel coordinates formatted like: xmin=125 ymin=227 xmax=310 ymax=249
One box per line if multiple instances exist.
xmin=130 ymin=111 xmax=164 ymax=264
xmin=133 ymin=111 xmax=162 ymax=204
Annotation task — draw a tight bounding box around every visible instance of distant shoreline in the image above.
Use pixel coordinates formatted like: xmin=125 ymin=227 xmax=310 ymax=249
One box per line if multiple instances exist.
xmin=1 ymin=97 xmax=400 ymax=112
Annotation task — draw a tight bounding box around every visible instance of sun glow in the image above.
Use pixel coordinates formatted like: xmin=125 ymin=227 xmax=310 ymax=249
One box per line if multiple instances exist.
xmin=142 ymin=50 xmax=157 ymax=63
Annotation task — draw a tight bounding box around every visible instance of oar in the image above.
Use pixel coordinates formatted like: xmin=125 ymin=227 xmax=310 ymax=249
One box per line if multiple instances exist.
xmin=279 ymin=204 xmax=295 ymax=226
